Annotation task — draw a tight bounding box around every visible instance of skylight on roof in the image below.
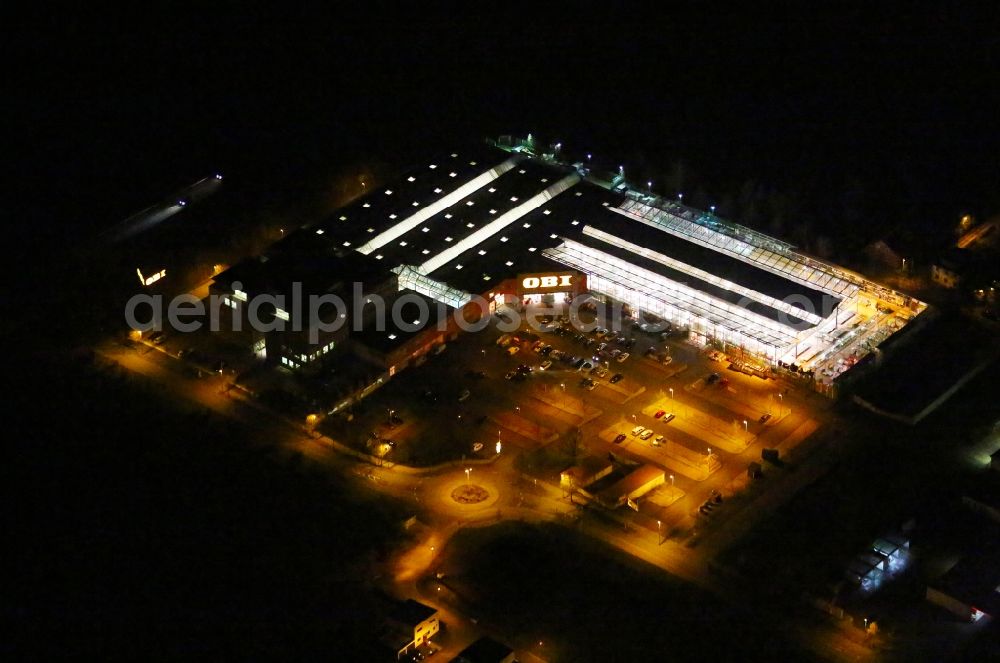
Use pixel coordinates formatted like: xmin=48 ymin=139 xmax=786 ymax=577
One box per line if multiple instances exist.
xmin=444 ymin=213 xmax=452 ymax=219
xmin=602 ymin=201 xmax=609 ymax=206
xmin=449 ymin=172 xmax=457 ymax=177
xmin=529 ymin=247 xmax=537 ymax=252
xmin=543 ymin=210 xmax=552 ymax=215
xmin=477 ymin=249 xmax=486 ymax=255
xmin=339 ymin=215 xmax=347 ymax=221
xmin=315 ymin=229 xmax=324 ymax=235
xmin=466 ymin=201 xmax=474 ymax=206
xmin=422 ymin=249 xmax=430 ymax=255
xmin=388 ymin=333 xmax=397 ymax=340
xmin=488 ymin=187 xmax=496 ymax=193
xmin=571 ymin=220 xmax=580 ymax=225
xmin=500 ymin=236 xmax=508 ymax=242
xmin=389 ymin=213 xmax=397 ymax=219
xmin=367 ymin=227 xmax=375 ymax=233
xmin=541 ymin=178 xmax=548 ymax=183
xmin=434 ymin=187 xmax=443 ymax=194
xmin=375 ymin=254 xmax=383 ymax=260
xmin=518 ymin=169 xmax=526 ymax=174
xmin=429 ymin=164 xmax=437 ymax=169
xmin=363 ymin=203 xmax=370 ymax=208
xmin=470 ymin=161 xmax=477 ymax=166
xmin=505 ymin=260 xmax=514 ymax=266
xmin=451 ymin=153 xmax=458 ymax=158
xmin=575 ymin=191 xmax=582 ymax=196
xmin=407 ymin=176 xmax=416 ymax=182
xmin=489 ymin=209 xmax=497 ymax=214
xmin=399 ymin=241 xmax=407 ymax=246
xmin=455 ymin=264 xmax=463 ymax=270
xmin=510 ymin=196 xmax=519 ymax=202
xmin=421 ymin=227 xmax=430 ymax=232
xmin=522 ymin=223 xmax=531 ymax=228
xmin=445 ymin=236 xmax=453 ymax=242
xmin=412 ymin=201 xmax=420 ymax=207
xmin=385 ymin=189 xmax=392 ymax=195
xmin=343 ymin=241 xmax=351 ymax=247
xmin=483 ymin=275 xmax=490 ymax=281
xmin=466 ymin=222 xmax=475 ymax=228
xmin=550 ymin=234 xmax=558 ymax=239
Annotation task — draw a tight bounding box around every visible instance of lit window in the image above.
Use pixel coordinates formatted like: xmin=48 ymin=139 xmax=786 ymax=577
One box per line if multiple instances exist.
xmin=385 ymin=189 xmax=392 ymax=195
xmin=421 ymin=227 xmax=430 ymax=232
xmin=339 ymin=215 xmax=347 ymax=221
xmin=522 ymin=223 xmax=531 ymax=228
xmin=315 ymin=229 xmax=324 ymax=235
xmin=407 ymin=176 xmax=416 ymax=182
xmin=500 ymin=236 xmax=508 ymax=242
xmin=342 ymin=241 xmax=351 ymax=247
xmin=505 ymin=260 xmax=514 ymax=267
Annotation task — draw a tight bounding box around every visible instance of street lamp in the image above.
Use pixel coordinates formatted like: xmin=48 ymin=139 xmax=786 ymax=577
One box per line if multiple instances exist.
xmin=465 ymin=468 xmax=471 ymax=484
xmin=496 ymin=441 xmax=502 ymax=455
xmin=669 ymin=387 xmax=674 ymax=400
xmin=657 ymin=519 xmax=662 ymax=545
xmin=560 ymin=383 xmax=565 ymax=392
xmin=743 ymin=419 xmax=748 ymax=432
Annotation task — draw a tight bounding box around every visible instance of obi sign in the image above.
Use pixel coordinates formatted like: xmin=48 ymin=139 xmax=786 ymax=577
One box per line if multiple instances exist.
xmin=517 ymin=272 xmax=578 ymax=295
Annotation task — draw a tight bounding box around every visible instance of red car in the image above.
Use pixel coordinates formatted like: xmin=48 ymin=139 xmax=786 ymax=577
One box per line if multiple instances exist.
xmin=654 ymin=410 xmax=666 ymax=419
xmin=614 ymin=434 xmax=627 ymax=444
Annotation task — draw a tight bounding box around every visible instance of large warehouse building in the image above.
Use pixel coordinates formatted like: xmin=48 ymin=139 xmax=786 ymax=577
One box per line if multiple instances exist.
xmin=212 ymin=136 xmax=924 ymax=385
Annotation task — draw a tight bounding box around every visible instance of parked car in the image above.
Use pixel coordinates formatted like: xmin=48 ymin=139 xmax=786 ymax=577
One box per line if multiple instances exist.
xmin=458 ymin=389 xmax=470 ymax=402
xmin=639 ymin=429 xmax=654 ymax=440
xmin=653 ymin=435 xmax=664 ymax=446
xmin=614 ymin=434 xmax=627 ymax=444
xmin=507 ymin=346 xmax=520 ymax=356
xmin=631 ymin=425 xmax=645 ymax=436
xmin=539 ymin=360 xmax=552 ymax=371
xmin=759 ymin=413 xmax=772 ymax=424
xmin=654 ymin=410 xmax=666 ymax=419
xmin=616 ymin=352 xmax=630 ymax=363
xmin=591 ymin=366 xmax=608 ymax=378
xmin=610 ymin=373 xmax=624 ymax=384
xmin=662 ymin=413 xmax=675 ymax=423
xmin=504 ymin=371 xmax=516 ymax=381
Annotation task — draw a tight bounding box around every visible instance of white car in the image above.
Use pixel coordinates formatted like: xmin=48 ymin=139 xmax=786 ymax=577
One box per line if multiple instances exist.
xmin=639 ymin=429 xmax=654 ymax=440
xmin=616 ymin=352 xmax=630 ymax=363
xmin=653 ymin=435 xmax=665 ymax=446
xmin=539 ymin=360 xmax=552 ymax=371
xmin=630 ymin=425 xmax=645 ymax=437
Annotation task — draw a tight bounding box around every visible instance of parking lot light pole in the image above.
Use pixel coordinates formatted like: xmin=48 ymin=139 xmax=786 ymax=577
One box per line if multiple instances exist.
xmin=657 ymin=519 xmax=662 ymax=545
xmin=465 ymin=468 xmax=471 ymax=485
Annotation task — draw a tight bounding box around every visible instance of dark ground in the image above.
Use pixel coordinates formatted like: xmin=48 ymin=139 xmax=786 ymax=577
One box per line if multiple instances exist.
xmin=4 ymin=6 xmax=999 ymax=661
